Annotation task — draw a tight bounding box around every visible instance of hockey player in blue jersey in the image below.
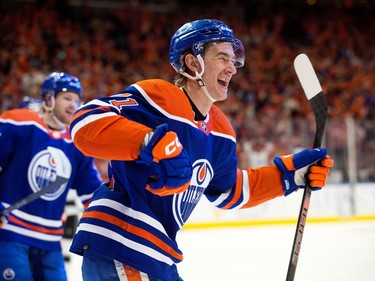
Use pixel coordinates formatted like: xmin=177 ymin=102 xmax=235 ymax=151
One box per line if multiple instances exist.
xmin=68 ymin=19 xmax=334 ymax=280
xmin=0 ymin=72 xmax=102 ymax=281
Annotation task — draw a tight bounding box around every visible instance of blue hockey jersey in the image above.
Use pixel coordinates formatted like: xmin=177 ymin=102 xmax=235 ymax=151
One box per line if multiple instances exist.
xmin=0 ymin=109 xmax=102 ymax=251
xmin=69 ymin=79 xmax=284 ymax=280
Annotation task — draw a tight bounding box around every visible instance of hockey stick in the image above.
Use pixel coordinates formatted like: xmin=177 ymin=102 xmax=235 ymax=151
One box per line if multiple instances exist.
xmin=0 ymin=176 xmax=68 ymax=218
xmin=0 ymin=146 xmax=71 ymax=219
xmin=286 ymin=54 xmax=328 ymax=281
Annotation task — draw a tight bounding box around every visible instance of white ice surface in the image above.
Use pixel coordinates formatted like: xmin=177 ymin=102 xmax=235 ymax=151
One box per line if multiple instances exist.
xmin=64 ymin=221 xmax=375 ymax=281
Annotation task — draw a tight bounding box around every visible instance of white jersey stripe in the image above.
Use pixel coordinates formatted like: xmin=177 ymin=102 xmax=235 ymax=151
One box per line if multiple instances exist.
xmin=71 ymin=111 xmax=117 ymax=140
xmin=78 ymin=223 xmax=175 ymax=266
xmin=140 ymin=271 xmax=150 ymax=281
xmin=114 ymin=260 xmax=150 ymax=281
xmin=210 ymin=170 xmax=250 ymax=209
xmin=3 ymin=204 xmax=63 ymax=228
xmin=2 ymin=224 xmax=61 ymax=241
xmin=0 ymin=118 xmax=73 ymax=143
xmin=89 ymin=198 xmax=168 ymax=235
xmin=114 ymin=260 xmax=128 ymax=281
xmin=231 ymin=170 xmax=250 ymax=209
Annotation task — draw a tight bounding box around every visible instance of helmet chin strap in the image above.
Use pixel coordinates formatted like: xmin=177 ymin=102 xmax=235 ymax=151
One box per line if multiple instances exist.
xmin=180 ymin=55 xmax=217 ymax=103
xmin=42 ymin=97 xmax=67 ymax=130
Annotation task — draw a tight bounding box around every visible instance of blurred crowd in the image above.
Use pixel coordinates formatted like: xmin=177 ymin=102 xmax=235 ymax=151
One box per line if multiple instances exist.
xmin=1 ymin=0 xmax=374 ymax=182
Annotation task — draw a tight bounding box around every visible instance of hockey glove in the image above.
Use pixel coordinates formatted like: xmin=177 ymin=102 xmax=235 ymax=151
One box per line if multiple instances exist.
xmin=138 ymin=124 xmax=192 ymax=196
xmin=274 ymin=148 xmax=334 ymax=196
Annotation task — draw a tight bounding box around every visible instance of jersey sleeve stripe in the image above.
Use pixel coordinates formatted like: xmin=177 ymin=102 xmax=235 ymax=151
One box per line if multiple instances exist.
xmin=70 ymin=111 xmax=117 ymax=141
xmin=209 ymin=189 xmax=231 ymax=207
xmin=78 ymin=192 xmax=95 ymax=205
xmin=234 ymin=170 xmax=251 ymax=209
xmin=211 ymin=169 xmax=251 ymax=210
xmin=221 ymin=169 xmax=244 ymax=209
xmin=70 ymin=98 xmax=122 ymax=138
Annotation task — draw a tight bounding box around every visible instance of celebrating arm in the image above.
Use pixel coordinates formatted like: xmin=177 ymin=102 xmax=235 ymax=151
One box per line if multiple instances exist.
xmin=206 ymin=148 xmax=333 ymax=209
xmin=70 ymin=97 xmax=153 ymax=161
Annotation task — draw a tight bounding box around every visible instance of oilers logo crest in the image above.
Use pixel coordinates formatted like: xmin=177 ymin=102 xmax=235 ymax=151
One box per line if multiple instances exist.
xmin=2 ymin=268 xmax=15 ymax=280
xmin=173 ymin=159 xmax=214 ymax=227
xmin=27 ymin=148 xmax=69 ymax=200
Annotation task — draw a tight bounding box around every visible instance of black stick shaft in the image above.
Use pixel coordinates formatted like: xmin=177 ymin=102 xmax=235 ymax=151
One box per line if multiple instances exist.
xmin=286 ymin=92 xmax=327 ymax=281
xmin=0 ymin=176 xmax=68 ymax=218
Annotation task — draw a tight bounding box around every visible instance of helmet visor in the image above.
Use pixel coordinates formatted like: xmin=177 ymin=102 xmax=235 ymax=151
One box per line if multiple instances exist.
xmin=193 ymin=38 xmax=245 ymax=68
xmin=232 ymin=38 xmax=245 ymax=68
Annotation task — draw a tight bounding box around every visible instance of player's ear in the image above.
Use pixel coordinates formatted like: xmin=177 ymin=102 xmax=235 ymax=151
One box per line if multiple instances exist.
xmin=43 ymin=92 xmax=54 ymax=107
xmin=184 ymin=54 xmax=200 ymax=72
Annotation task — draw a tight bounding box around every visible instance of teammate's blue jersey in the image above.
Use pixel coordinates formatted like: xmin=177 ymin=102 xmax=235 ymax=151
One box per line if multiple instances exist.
xmin=69 ymin=79 xmax=284 ymax=280
xmin=0 ymin=109 xmax=102 ymax=251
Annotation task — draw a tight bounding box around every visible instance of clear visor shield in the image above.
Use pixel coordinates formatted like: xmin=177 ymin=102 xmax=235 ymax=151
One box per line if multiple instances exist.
xmin=232 ymin=38 xmax=245 ymax=68
xmin=193 ymin=38 xmax=245 ymax=68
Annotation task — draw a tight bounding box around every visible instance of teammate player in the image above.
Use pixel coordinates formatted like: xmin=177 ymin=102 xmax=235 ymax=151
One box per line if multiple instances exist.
xmin=68 ymin=19 xmax=334 ymax=280
xmin=0 ymin=72 xmax=102 ymax=281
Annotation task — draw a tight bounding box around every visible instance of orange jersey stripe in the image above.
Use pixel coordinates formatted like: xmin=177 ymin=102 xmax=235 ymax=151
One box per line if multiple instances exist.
xmin=9 ymin=216 xmax=64 ymax=235
xmin=221 ymin=169 xmax=243 ymax=210
xmin=123 ymin=265 xmax=144 ymax=281
xmin=82 ymin=210 xmax=183 ymax=261
xmin=70 ymin=107 xmax=94 ymax=121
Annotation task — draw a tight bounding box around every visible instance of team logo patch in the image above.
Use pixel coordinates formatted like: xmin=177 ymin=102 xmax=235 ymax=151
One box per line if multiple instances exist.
xmin=173 ymin=159 xmax=214 ymax=227
xmin=2 ymin=268 xmax=15 ymax=280
xmin=27 ymin=149 xmax=69 ymax=200
xmin=200 ymin=122 xmax=207 ymax=132
xmin=190 ymin=160 xmax=214 ymax=187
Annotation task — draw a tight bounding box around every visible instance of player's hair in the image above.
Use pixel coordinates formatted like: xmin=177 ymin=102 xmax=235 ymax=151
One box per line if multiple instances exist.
xmin=173 ymin=52 xmax=190 ymax=87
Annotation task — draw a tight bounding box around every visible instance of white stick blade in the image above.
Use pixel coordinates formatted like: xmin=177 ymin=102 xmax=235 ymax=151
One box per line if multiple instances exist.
xmin=294 ymin=54 xmax=323 ymax=100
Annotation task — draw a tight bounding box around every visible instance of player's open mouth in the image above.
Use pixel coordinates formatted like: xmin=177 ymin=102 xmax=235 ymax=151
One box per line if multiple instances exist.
xmin=218 ymin=78 xmax=228 ymax=88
